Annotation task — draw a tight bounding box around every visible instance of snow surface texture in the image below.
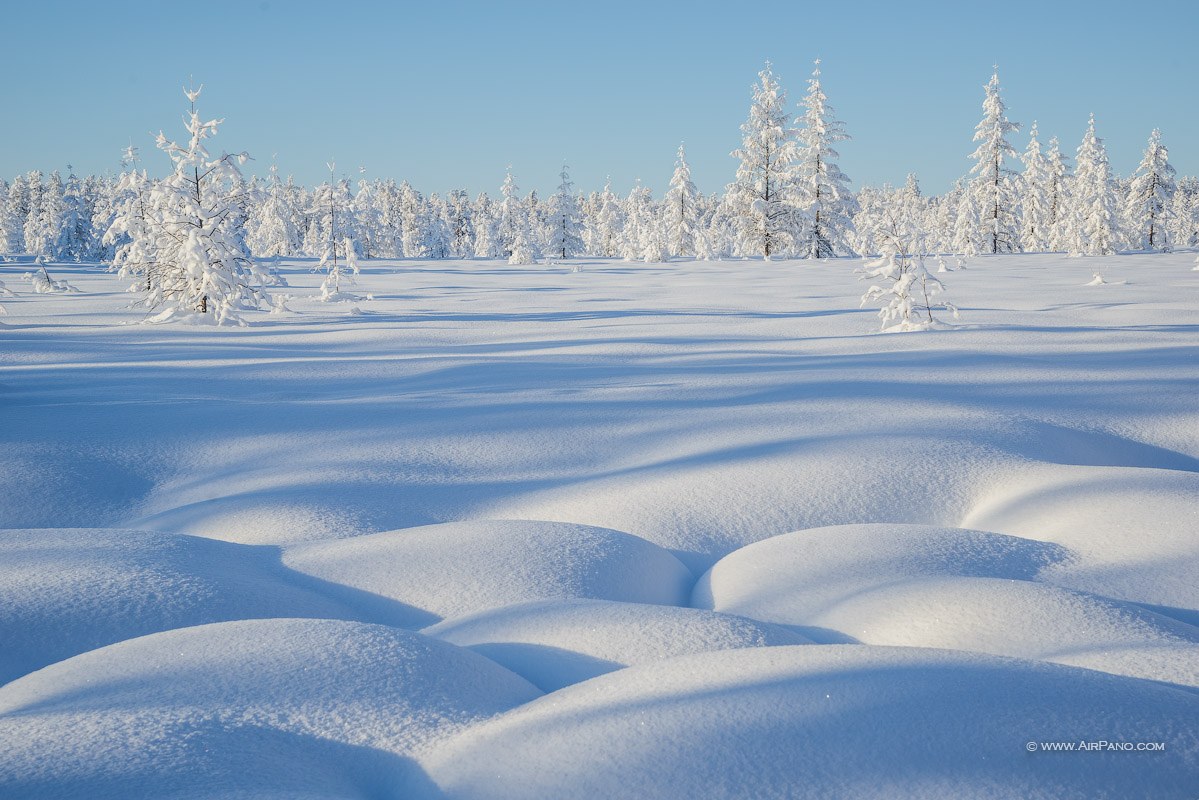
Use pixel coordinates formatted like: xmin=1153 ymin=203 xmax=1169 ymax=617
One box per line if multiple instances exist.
xmin=2 ymin=253 xmax=1198 ymax=797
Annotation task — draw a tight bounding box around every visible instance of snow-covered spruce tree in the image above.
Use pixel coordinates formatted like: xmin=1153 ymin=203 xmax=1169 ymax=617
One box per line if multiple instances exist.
xmin=446 ymin=189 xmax=475 ymax=258
xmin=1124 ymin=129 xmax=1176 ymax=251
xmin=397 ymin=180 xmax=430 ymax=258
xmin=22 ymin=171 xmax=56 ymax=259
xmin=6 ymin=175 xmax=32 ymax=254
xmin=472 ymin=192 xmax=501 ymax=258
xmin=592 ymin=179 xmax=625 ymax=257
xmin=56 ymin=171 xmax=94 ymax=262
xmin=728 ymin=62 xmax=799 ymax=258
xmin=859 ymin=202 xmax=958 ymax=331
xmin=794 ymin=59 xmax=856 ymax=258
xmin=1066 ymin=114 xmax=1117 ymax=256
xmin=620 ymin=183 xmax=653 ymax=261
xmin=951 ymin=188 xmax=981 ymax=256
xmin=966 ymin=70 xmax=1021 ymax=254
xmin=117 ymin=85 xmax=264 ymax=323
xmin=544 ymin=164 xmax=584 ymax=259
xmin=0 ymin=180 xmax=23 ymax=256
xmin=1044 ymin=136 xmax=1072 ymax=252
xmin=663 ymin=144 xmax=700 ymax=258
xmin=425 ymin=194 xmax=452 ymax=258
xmin=1018 ymin=122 xmax=1052 ymax=252
xmin=507 ymin=223 xmax=538 ymax=265
xmin=497 ymin=168 xmax=524 ymax=258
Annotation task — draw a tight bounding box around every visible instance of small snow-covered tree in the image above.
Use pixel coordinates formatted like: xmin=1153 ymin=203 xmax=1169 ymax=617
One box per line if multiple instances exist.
xmin=1018 ymin=122 xmax=1052 ymax=252
xmin=1124 ymin=128 xmax=1176 ymax=251
xmin=113 ymin=85 xmax=264 ymax=323
xmin=859 ymin=203 xmax=959 ymax=331
xmin=1066 ymin=114 xmax=1117 ymax=256
xmin=794 ymin=59 xmax=856 ymax=258
xmin=663 ymin=144 xmax=700 ymax=258
xmin=313 ymin=162 xmax=360 ymax=299
xmin=966 ymin=69 xmax=1021 ymax=254
xmin=728 ymin=62 xmax=799 ymax=258
xmin=507 ymin=225 xmax=538 ymax=265
xmin=544 ymin=164 xmax=584 ymax=259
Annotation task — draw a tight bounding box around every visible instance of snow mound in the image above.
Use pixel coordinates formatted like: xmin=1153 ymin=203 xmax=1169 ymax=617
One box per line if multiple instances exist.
xmin=425 ymin=645 xmax=1199 ymax=800
xmin=425 ymin=598 xmax=809 ymax=692
xmin=0 ymin=618 xmax=540 ymax=799
xmin=0 ymin=528 xmax=362 ymax=685
xmin=962 ymin=465 xmax=1199 ymax=609
xmin=693 ymin=523 xmax=1199 ymax=686
xmin=693 ymin=523 xmax=1070 ymax=636
xmin=283 ymin=520 xmax=693 ymax=624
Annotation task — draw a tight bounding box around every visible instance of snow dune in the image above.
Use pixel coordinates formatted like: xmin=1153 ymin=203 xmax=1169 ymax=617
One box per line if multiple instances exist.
xmin=0 ymin=619 xmax=540 ymax=799
xmin=425 ymin=598 xmax=810 ymax=691
xmin=282 ymin=519 xmax=694 ymax=623
xmin=425 ymin=645 xmax=1199 ymax=800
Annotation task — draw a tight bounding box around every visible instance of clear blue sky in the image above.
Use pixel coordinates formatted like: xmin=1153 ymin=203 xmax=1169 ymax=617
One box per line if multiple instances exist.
xmin=3 ymin=0 xmax=1196 ymax=197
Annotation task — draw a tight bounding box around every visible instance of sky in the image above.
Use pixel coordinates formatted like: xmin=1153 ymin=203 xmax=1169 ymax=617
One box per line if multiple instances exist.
xmin=3 ymin=0 xmax=1197 ymax=197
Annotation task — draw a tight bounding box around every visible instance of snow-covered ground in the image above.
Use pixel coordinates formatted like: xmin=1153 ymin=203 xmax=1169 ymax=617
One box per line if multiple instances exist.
xmin=2 ymin=252 xmax=1197 ymax=798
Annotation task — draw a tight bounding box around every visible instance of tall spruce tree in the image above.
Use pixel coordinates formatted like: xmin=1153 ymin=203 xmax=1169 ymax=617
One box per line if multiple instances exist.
xmin=794 ymin=59 xmax=856 ymax=258
xmin=1124 ymin=129 xmax=1176 ymax=250
xmin=728 ymin=62 xmax=799 ymax=258
xmin=663 ymin=144 xmax=700 ymax=258
xmin=966 ymin=69 xmax=1021 ymax=254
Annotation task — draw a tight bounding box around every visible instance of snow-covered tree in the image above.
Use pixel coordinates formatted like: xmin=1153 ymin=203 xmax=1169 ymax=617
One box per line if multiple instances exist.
xmin=55 ymin=171 xmax=93 ymax=261
xmin=859 ymin=200 xmax=959 ymax=331
xmin=728 ymin=62 xmax=799 ymax=258
xmin=1066 ymin=114 xmax=1117 ymax=256
xmin=1044 ymin=136 xmax=1072 ymax=252
xmin=620 ymin=182 xmax=653 ymax=261
xmin=246 ymin=163 xmax=300 ymax=258
xmin=313 ymin=162 xmax=360 ymax=298
xmin=590 ymin=179 xmax=624 ymax=257
xmin=507 ymin=226 xmax=538 ymax=265
xmin=544 ymin=164 xmax=584 ymax=259
xmin=1018 ymin=122 xmax=1052 ymax=252
xmin=1167 ymin=177 xmax=1198 ymax=248
xmin=965 ymin=70 xmax=1021 ymax=254
xmin=794 ymin=59 xmax=856 ymax=258
xmin=496 ymin=168 xmax=525 ymax=258
xmin=662 ymin=144 xmax=700 ymax=258
xmin=445 ymin=189 xmax=475 ymax=258
xmin=111 ymin=85 xmax=264 ymax=323
xmin=1123 ymin=128 xmax=1176 ymax=251
xmin=472 ymin=192 xmax=500 ymax=258
xmin=0 ymin=180 xmax=23 ymax=255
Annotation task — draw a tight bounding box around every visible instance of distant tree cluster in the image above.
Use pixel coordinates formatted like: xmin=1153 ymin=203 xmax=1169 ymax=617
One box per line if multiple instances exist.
xmin=1 ymin=67 xmax=1196 ymax=324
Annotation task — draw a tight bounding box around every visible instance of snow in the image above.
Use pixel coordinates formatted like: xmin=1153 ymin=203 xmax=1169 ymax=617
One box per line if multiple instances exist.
xmin=0 ymin=618 xmax=540 ymax=799
xmin=282 ymin=520 xmax=693 ymax=624
xmin=424 ymin=645 xmax=1199 ymax=800
xmin=2 ymin=251 xmax=1198 ymax=796
xmin=425 ymin=598 xmax=810 ymax=691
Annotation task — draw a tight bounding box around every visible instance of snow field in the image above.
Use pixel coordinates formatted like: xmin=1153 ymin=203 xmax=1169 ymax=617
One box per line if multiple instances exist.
xmin=2 ymin=251 xmax=1198 ymax=797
